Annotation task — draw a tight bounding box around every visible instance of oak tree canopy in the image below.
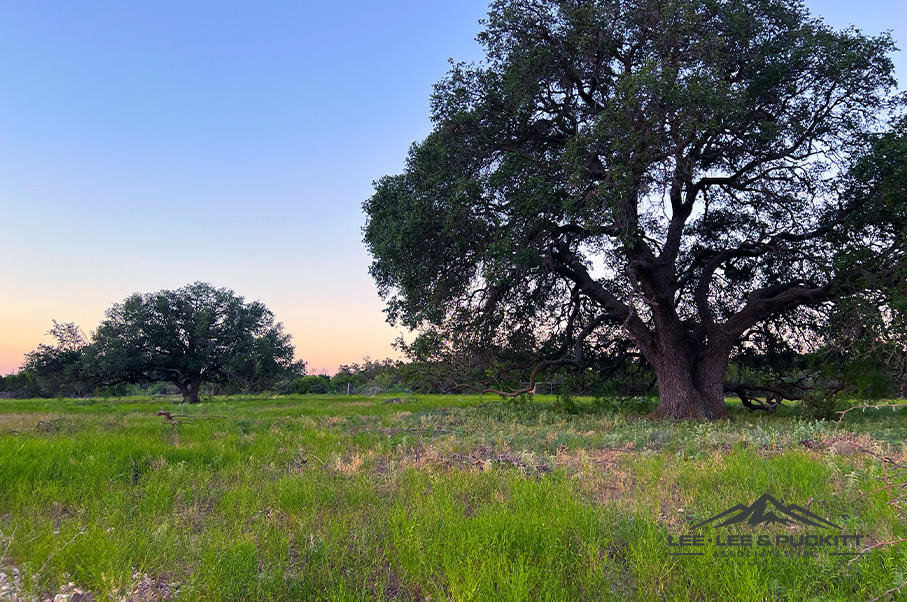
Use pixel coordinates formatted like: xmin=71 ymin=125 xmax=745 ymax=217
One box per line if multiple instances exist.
xmin=89 ymin=282 xmax=303 ymax=403
xmin=364 ymin=0 xmax=905 ymax=419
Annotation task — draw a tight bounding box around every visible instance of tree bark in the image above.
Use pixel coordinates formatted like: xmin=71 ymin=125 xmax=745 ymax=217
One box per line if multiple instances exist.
xmin=697 ymin=351 xmax=731 ymax=419
xmin=188 ymin=376 xmax=202 ymax=404
xmin=172 ymin=380 xmax=191 ymax=404
xmin=645 ymin=336 xmax=729 ymax=420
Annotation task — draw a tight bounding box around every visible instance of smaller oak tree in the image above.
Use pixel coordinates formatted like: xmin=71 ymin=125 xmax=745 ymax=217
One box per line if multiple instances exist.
xmin=21 ymin=320 xmax=90 ymax=397
xmin=88 ymin=282 xmax=304 ymax=403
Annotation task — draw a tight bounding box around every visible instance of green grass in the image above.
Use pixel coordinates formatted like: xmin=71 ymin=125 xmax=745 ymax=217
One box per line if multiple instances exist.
xmin=0 ymin=394 xmax=905 ymax=601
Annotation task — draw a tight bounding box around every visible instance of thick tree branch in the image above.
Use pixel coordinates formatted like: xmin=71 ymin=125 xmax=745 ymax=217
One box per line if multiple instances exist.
xmin=545 ymin=246 xmax=654 ymax=353
xmin=722 ymin=282 xmax=830 ymax=340
xmin=724 ymin=381 xmax=804 ymax=412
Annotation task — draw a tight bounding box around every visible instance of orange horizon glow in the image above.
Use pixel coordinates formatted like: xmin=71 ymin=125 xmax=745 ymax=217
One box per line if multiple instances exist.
xmin=0 ymin=283 xmax=405 ymax=377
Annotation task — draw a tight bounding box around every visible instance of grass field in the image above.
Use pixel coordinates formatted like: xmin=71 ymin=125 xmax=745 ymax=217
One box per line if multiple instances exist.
xmin=1 ymin=394 xmax=906 ymax=601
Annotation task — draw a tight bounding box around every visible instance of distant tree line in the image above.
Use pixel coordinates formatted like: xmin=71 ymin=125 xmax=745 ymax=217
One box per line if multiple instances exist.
xmin=289 ymin=358 xmax=406 ymax=395
xmin=5 ymin=317 xmax=905 ymax=408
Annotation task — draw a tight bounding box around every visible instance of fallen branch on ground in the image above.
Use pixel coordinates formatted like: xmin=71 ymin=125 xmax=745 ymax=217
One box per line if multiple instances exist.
xmin=723 ymin=382 xmax=802 ymax=412
xmin=36 ymin=525 xmax=86 ymax=580
xmin=868 ymin=580 xmax=907 ymax=602
xmin=850 ymin=538 xmax=907 ymax=564
xmin=852 ymin=445 xmax=907 ymax=600
xmin=835 ymin=402 xmax=907 ymax=432
xmin=155 ymin=411 xmax=228 ymax=424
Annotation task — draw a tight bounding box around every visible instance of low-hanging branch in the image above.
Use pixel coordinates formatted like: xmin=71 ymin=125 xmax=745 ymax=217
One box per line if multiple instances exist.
xmin=722 ymin=382 xmax=804 ymax=412
xmin=476 ymin=314 xmax=610 ymax=397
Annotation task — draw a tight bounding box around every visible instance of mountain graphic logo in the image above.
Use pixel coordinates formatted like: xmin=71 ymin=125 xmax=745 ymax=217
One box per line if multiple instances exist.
xmin=691 ymin=493 xmax=841 ymax=529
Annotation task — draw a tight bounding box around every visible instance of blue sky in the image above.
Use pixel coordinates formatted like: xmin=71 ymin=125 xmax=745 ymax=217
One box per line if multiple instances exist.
xmin=0 ymin=0 xmax=904 ymax=374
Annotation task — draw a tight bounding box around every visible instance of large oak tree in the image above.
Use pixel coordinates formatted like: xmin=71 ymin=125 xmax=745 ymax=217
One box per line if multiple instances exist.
xmin=88 ymin=282 xmax=304 ymax=403
xmin=363 ymin=0 xmax=904 ymax=419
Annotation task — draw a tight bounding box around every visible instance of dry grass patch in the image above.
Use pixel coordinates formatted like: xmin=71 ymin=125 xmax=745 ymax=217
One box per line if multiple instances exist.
xmin=554 ymin=446 xmax=636 ymax=505
xmin=328 ymin=453 xmax=364 ymax=476
xmin=0 ymin=413 xmax=69 ymax=434
xmin=175 ymin=500 xmax=215 ymax=534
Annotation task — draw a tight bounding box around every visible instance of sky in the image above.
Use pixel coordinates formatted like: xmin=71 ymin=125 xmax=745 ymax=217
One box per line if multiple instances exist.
xmin=1 ymin=1 xmax=905 ymax=376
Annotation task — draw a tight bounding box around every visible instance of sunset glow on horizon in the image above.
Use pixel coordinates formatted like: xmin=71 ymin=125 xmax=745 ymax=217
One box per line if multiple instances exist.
xmin=0 ymin=279 xmax=404 ymax=376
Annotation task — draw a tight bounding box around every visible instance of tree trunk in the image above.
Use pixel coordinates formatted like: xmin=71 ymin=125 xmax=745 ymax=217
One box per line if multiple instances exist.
xmin=188 ymin=376 xmax=202 ymax=404
xmin=647 ymin=339 xmax=729 ymax=420
xmin=696 ymin=351 xmax=731 ymax=419
xmin=173 ymin=380 xmax=191 ymax=403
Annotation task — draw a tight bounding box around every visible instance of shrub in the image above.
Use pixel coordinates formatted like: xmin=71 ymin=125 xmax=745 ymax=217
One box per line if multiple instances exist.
xmin=553 ymin=387 xmax=578 ymax=414
xmin=800 ymin=389 xmax=846 ymax=421
xmin=292 ymin=375 xmax=331 ymax=394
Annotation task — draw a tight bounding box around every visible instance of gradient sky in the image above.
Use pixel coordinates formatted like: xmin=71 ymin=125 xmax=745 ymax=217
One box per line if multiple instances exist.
xmin=1 ymin=1 xmax=904 ymax=375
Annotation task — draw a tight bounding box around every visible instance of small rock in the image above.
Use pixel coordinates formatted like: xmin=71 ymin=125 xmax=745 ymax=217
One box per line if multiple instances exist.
xmin=127 ymin=574 xmax=170 ymax=602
